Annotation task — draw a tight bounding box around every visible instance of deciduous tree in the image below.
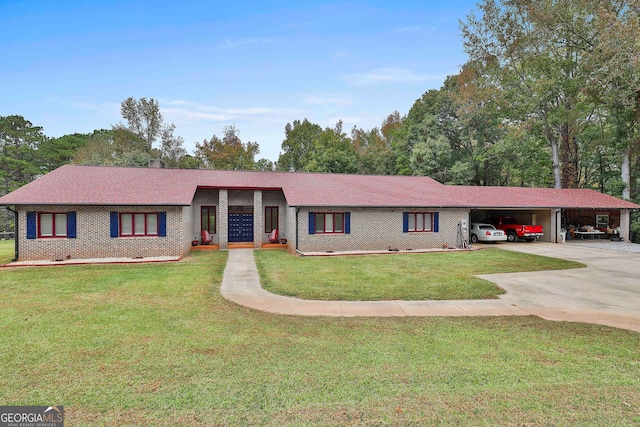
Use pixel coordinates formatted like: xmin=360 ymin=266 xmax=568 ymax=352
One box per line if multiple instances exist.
xmin=277 ymin=119 xmax=323 ymax=172
xmin=159 ymin=124 xmax=187 ymax=168
xmin=195 ymin=125 xmax=260 ymax=170
xmin=72 ymin=128 xmax=150 ymax=167
xmin=461 ymin=0 xmax=600 ymax=188
xmin=583 ymin=0 xmax=640 ymax=199
xmin=303 ymin=121 xmax=358 ymax=174
xmin=120 ymin=97 xmax=163 ymax=150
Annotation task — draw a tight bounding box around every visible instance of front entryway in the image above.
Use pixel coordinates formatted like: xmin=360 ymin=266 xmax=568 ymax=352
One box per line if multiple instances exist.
xmin=228 ymin=206 xmax=254 ymax=242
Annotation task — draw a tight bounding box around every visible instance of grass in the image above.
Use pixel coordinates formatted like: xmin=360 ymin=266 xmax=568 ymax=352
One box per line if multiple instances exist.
xmin=0 ymin=239 xmax=14 ymax=264
xmin=255 ymin=248 xmax=584 ymax=300
xmin=1 ymin=250 xmax=639 ymax=425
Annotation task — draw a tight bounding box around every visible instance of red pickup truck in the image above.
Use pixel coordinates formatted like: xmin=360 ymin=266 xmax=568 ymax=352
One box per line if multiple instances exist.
xmin=484 ymin=216 xmax=544 ymax=242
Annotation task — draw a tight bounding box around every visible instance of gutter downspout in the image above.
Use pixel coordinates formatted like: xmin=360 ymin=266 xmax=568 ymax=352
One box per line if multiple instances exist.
xmin=6 ymin=207 xmax=18 ymax=262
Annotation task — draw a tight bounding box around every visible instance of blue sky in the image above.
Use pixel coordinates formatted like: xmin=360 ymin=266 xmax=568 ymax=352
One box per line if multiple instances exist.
xmin=0 ymin=0 xmax=477 ymax=161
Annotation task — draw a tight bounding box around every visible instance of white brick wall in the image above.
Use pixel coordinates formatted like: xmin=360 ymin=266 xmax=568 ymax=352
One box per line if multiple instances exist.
xmin=191 ymin=188 xmax=220 ymax=244
xmin=297 ymin=207 xmax=470 ymax=252
xmin=18 ymin=205 xmax=185 ymax=261
xmin=262 ymin=190 xmax=287 ymax=244
xmin=16 ymin=200 xmax=473 ymax=260
xmin=181 ymin=205 xmax=194 ymax=255
xmin=253 ymin=190 xmax=263 ymax=247
xmin=191 ymin=188 xmax=288 ymax=247
xmin=283 ymin=206 xmax=297 ymax=251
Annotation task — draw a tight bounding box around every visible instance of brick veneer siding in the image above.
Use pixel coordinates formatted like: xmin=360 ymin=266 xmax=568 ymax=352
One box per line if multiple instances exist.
xmin=191 ymin=188 xmax=288 ymax=248
xmin=219 ymin=190 xmax=228 ymax=249
xmin=297 ymin=207 xmax=470 ymax=253
xmin=253 ymin=190 xmax=263 ymax=248
xmin=283 ymin=205 xmax=297 ymax=252
xmin=181 ymin=205 xmax=193 ymax=256
xmin=262 ymin=190 xmax=288 ymax=244
xmin=228 ymin=190 xmax=254 ymax=206
xmin=191 ymin=188 xmax=220 ymax=244
xmin=17 ymin=205 xmax=185 ymax=261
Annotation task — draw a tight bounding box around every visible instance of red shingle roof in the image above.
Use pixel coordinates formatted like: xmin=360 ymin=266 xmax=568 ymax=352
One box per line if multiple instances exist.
xmin=0 ymin=164 xmax=638 ymax=209
xmin=448 ymin=185 xmax=640 ymax=209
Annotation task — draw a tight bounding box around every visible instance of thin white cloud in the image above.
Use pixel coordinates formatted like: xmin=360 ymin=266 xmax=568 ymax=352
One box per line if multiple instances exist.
xmin=226 ymin=107 xmax=274 ymax=115
xmin=326 ymin=116 xmax=366 ymax=127
xmin=345 ymin=67 xmax=446 ymax=86
xmin=304 ymin=95 xmax=352 ymax=106
xmin=70 ymin=101 xmax=120 ymax=114
xmin=170 ymin=110 xmax=234 ymax=122
xmin=287 ymin=20 xmax=319 ymax=30
xmin=161 ymin=100 xmax=301 ymax=124
xmin=330 ymin=49 xmax=352 ymax=58
xmin=394 ymin=25 xmax=422 ymax=33
xmin=161 ymin=100 xmax=193 ymax=108
xmin=218 ymin=37 xmax=271 ymax=49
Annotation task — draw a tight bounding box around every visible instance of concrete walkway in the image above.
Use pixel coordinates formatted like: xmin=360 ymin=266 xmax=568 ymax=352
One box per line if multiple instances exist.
xmin=220 ymin=245 xmax=640 ymax=332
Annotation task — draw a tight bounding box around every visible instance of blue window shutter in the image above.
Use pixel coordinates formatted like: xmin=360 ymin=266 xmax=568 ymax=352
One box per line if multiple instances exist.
xmin=110 ymin=212 xmax=119 ymax=238
xmin=402 ymin=212 xmax=409 ymax=233
xmin=433 ymin=212 xmax=439 ymax=232
xmin=26 ymin=211 xmax=37 ymax=239
xmin=67 ymin=211 xmax=77 ymax=238
xmin=158 ymin=212 xmax=167 ymax=237
xmin=308 ymin=212 xmax=315 ymax=235
xmin=344 ymin=212 xmax=350 ymax=234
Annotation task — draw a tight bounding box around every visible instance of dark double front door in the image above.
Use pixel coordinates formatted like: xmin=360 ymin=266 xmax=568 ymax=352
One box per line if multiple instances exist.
xmin=228 ymin=206 xmax=253 ymax=242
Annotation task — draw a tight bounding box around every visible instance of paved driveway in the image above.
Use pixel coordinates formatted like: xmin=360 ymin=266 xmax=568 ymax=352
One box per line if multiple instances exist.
xmin=221 ymin=244 xmax=640 ymax=332
xmin=479 ymin=242 xmax=640 ymax=331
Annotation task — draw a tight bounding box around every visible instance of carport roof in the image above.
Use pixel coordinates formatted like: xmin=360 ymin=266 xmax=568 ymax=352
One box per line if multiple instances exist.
xmin=449 ymin=185 xmax=640 ymax=209
xmin=0 ymin=164 xmax=638 ymax=210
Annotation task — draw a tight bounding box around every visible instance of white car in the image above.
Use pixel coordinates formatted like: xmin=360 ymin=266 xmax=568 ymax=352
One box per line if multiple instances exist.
xmin=470 ymin=223 xmax=507 ymax=243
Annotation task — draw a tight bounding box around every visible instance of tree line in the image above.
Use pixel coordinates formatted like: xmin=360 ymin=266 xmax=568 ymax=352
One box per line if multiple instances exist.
xmin=278 ymin=0 xmax=640 ymax=204
xmin=2 ymin=0 xmax=639 ymax=235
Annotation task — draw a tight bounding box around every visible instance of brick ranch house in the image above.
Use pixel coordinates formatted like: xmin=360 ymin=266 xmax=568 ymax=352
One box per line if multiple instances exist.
xmin=0 ymin=164 xmax=638 ymax=262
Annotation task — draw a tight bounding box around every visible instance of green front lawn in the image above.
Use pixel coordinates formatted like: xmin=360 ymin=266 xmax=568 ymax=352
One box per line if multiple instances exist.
xmin=0 ymin=239 xmax=14 ymax=264
xmin=255 ymin=248 xmax=584 ymax=300
xmin=1 ymin=251 xmax=638 ymax=426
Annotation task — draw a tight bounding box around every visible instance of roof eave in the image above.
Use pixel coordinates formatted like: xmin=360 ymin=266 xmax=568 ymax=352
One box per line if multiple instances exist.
xmin=1 ymin=203 xmax=191 ymax=207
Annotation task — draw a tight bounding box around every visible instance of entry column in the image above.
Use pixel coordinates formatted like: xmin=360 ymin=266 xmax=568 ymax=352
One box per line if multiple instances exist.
xmin=620 ymin=209 xmax=631 ymax=241
xmin=254 ymin=190 xmax=263 ymax=248
xmin=219 ymin=189 xmax=228 ymax=249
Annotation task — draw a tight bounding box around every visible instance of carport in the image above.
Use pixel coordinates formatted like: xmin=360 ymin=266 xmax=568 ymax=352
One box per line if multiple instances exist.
xmin=561 ymin=207 xmax=635 ymax=242
xmin=470 ymin=208 xmax=553 ymax=242
xmin=456 ymin=185 xmax=638 ymax=244
xmin=562 ymin=208 xmax=622 ymax=236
